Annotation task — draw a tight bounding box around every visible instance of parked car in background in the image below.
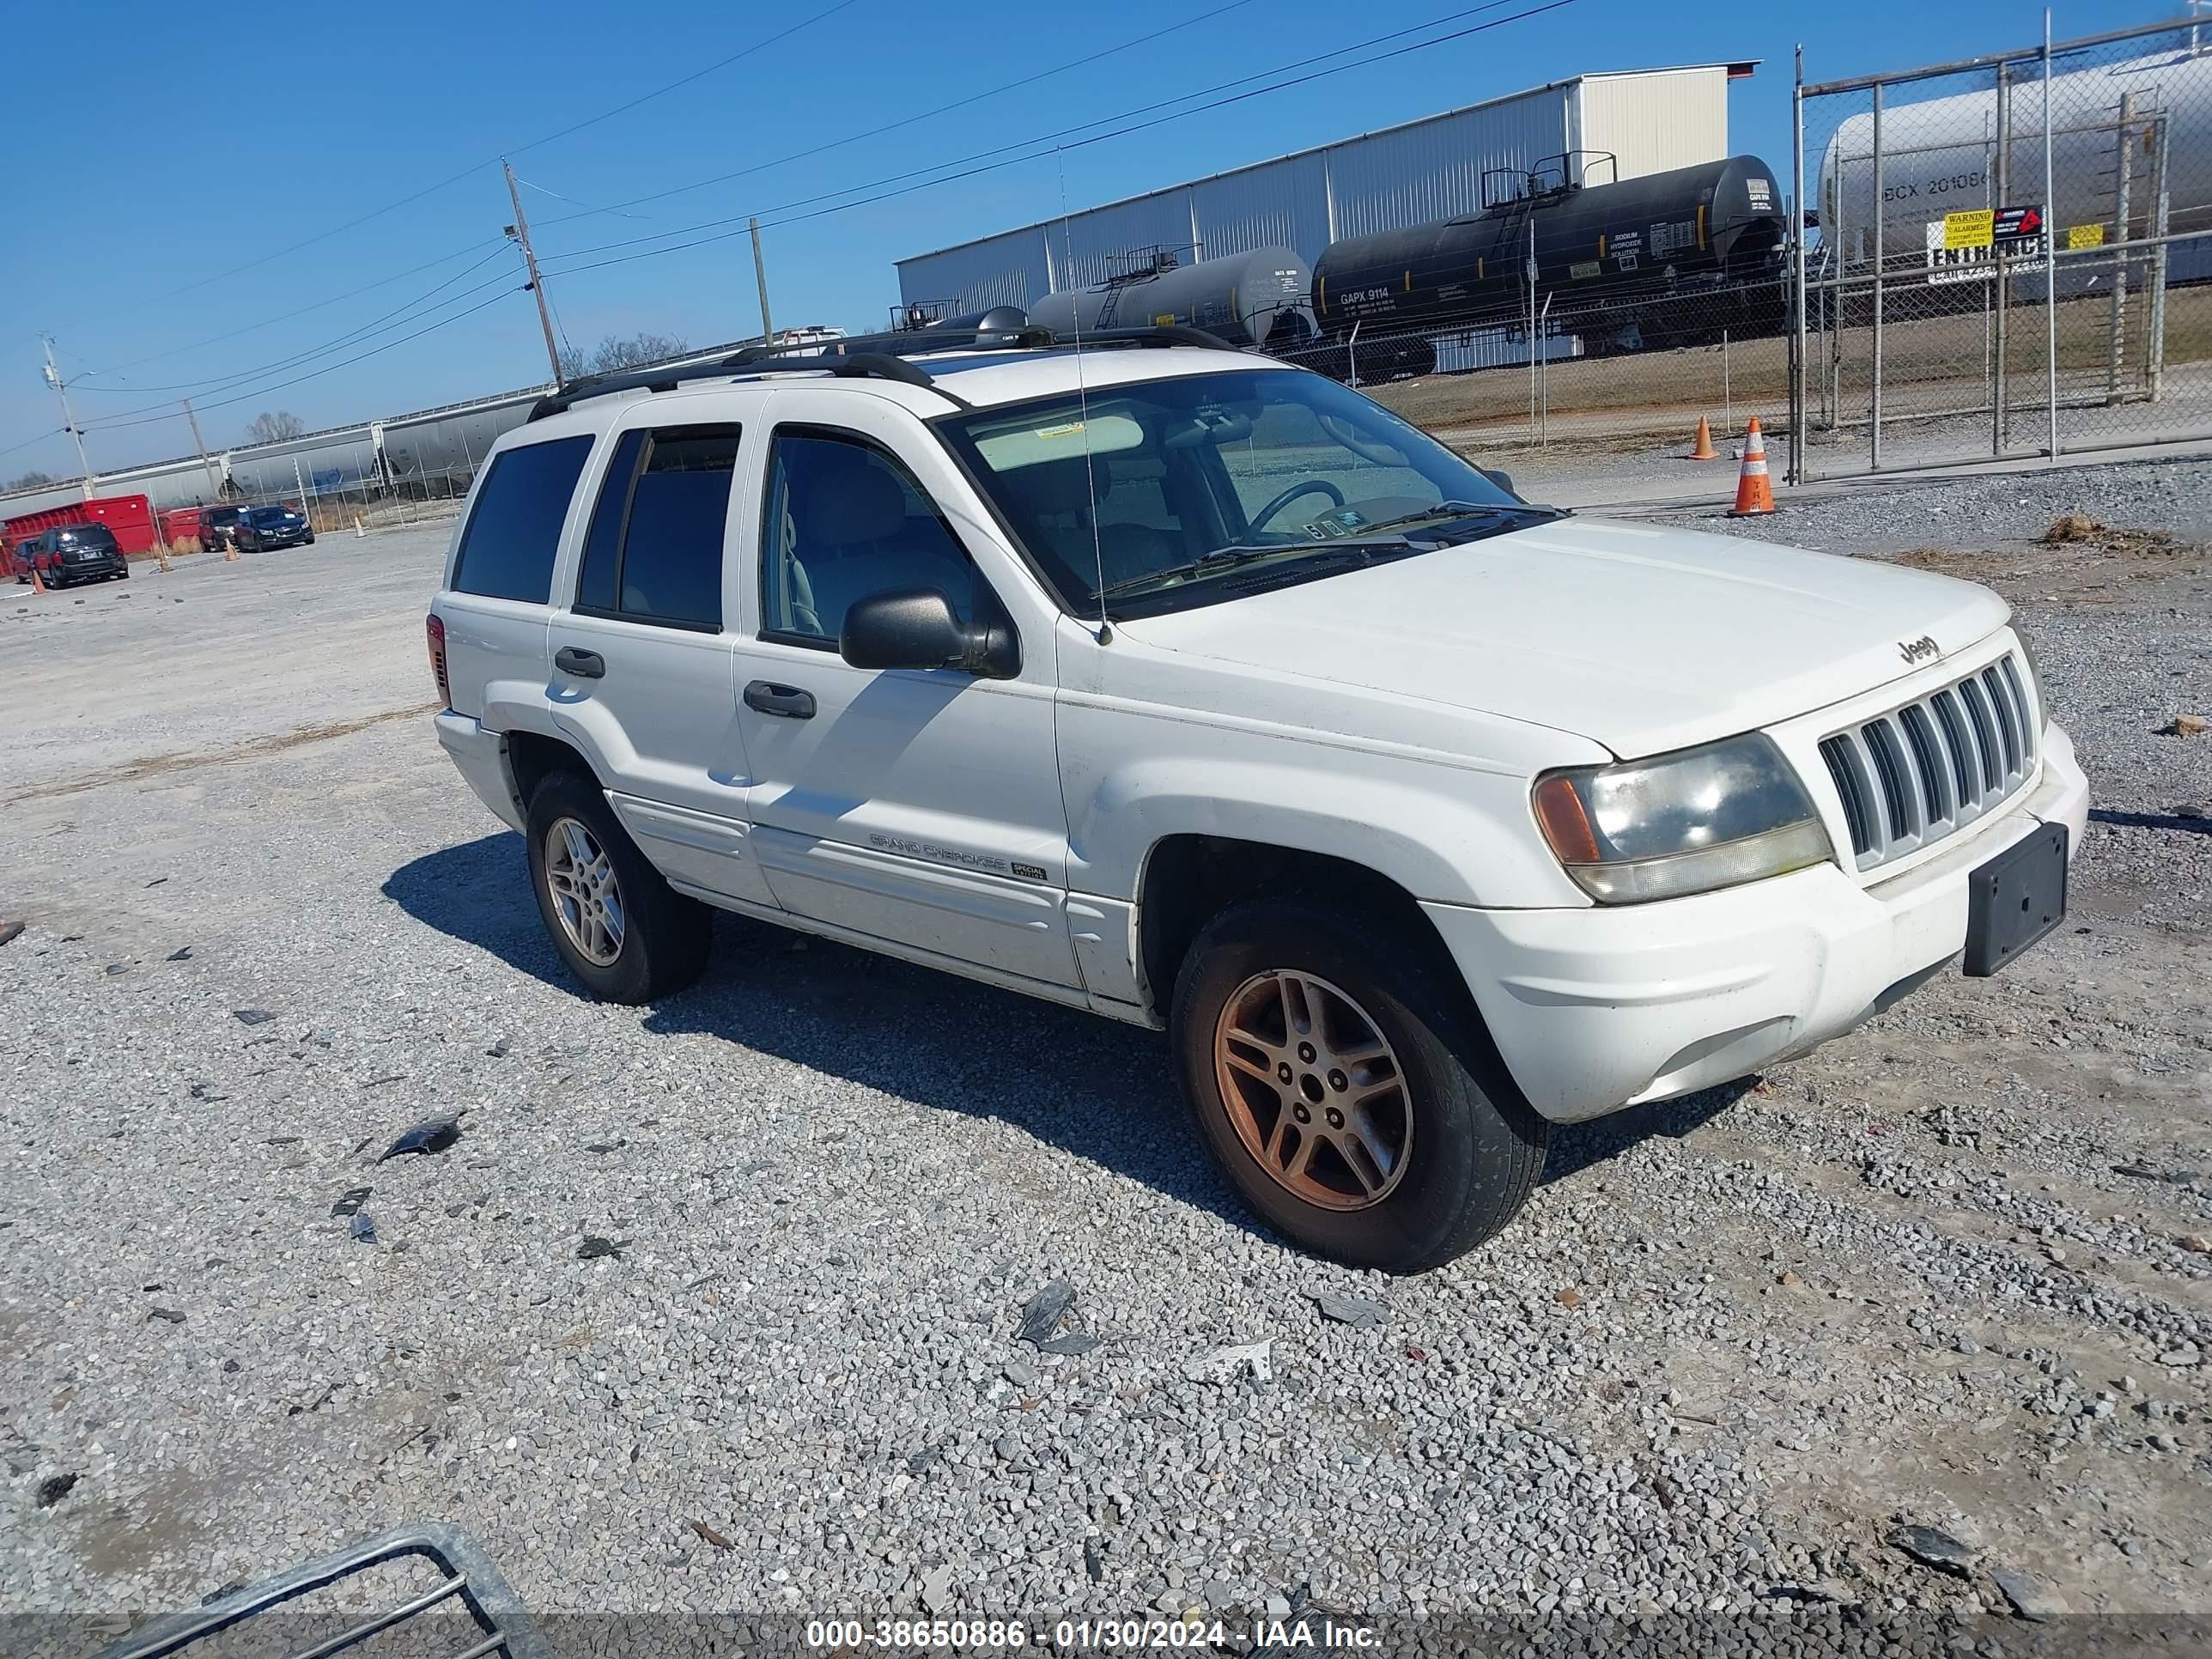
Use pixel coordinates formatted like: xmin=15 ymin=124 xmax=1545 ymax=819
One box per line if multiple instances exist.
xmin=21 ymin=522 xmax=129 ymax=586
xmin=202 ymin=504 xmax=247 ymax=551
xmin=9 ymin=537 xmax=39 ymax=580
xmin=235 ymin=504 xmax=315 ymax=551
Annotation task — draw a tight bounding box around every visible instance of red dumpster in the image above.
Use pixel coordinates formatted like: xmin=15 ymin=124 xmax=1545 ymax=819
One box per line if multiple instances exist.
xmin=3 ymin=494 xmax=161 ymax=557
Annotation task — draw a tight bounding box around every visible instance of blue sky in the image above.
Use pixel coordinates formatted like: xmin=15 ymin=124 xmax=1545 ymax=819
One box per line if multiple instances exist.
xmin=1 ymin=0 xmax=2181 ymax=478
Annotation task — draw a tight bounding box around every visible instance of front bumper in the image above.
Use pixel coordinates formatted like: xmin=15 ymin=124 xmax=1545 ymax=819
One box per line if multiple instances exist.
xmin=1426 ymin=722 xmax=2089 ymax=1122
xmin=435 ymin=711 xmax=526 ymax=833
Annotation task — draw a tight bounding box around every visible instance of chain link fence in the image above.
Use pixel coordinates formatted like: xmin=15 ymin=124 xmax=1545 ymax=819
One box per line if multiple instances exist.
xmin=1280 ymin=280 xmax=1792 ymax=458
xmin=1791 ymin=15 xmax=2212 ymax=482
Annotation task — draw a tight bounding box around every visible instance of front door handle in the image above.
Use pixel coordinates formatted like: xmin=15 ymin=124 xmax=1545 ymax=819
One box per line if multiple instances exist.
xmin=744 ymin=679 xmax=816 ymax=720
xmin=555 ymin=646 xmax=605 ymax=679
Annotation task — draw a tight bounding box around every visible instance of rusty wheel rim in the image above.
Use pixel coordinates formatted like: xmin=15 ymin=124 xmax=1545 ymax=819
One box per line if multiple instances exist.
xmin=1212 ymin=970 xmax=1411 ymax=1211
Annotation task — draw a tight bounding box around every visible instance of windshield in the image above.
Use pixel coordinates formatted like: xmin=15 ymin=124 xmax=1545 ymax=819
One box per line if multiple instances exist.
xmin=938 ymin=368 xmax=1543 ymax=617
xmin=58 ymin=527 xmax=117 ymax=549
xmin=247 ymin=506 xmax=296 ymax=523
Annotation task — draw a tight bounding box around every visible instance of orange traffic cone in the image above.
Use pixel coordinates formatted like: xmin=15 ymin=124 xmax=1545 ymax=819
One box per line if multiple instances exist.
xmin=28 ymin=564 xmax=47 ymax=595
xmin=1727 ymin=418 xmax=1777 ymax=517
xmin=224 ymin=539 xmax=239 ymax=562
xmin=1687 ymin=416 xmax=1718 ymax=462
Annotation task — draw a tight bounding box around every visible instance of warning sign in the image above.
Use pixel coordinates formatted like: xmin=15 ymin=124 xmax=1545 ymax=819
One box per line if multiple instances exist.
xmin=1924 ymin=221 xmax=2049 ymax=285
xmin=1942 ymin=209 xmax=1995 ymax=250
xmin=2067 ymin=222 xmax=2106 ymax=250
xmin=1994 ymin=204 xmax=2045 ymax=244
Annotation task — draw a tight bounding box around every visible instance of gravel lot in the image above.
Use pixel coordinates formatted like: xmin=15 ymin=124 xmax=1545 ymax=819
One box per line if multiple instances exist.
xmin=3 ymin=465 xmax=2209 ymax=1656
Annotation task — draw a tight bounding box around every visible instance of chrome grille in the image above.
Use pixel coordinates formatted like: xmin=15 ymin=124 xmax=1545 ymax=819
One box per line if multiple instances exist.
xmin=1818 ymin=652 xmax=2038 ymax=872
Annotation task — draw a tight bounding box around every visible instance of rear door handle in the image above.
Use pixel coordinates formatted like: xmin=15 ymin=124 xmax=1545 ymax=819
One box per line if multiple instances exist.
xmin=744 ymin=680 xmax=816 ymax=720
xmin=555 ymin=646 xmax=605 ymax=679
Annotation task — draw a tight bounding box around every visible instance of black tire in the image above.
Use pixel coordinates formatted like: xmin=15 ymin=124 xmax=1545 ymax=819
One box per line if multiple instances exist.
xmin=304 ymin=532 xmax=317 ymax=544
xmin=1170 ymin=896 xmax=1547 ymax=1273
xmin=524 ymin=768 xmax=711 ymax=1003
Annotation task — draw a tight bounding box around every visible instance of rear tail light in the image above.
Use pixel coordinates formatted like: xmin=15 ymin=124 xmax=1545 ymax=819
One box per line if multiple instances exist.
xmin=426 ymin=613 xmax=450 ymax=708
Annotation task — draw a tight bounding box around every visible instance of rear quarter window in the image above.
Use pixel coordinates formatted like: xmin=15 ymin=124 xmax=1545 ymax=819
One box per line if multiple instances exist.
xmin=450 ymin=434 xmax=595 ymax=603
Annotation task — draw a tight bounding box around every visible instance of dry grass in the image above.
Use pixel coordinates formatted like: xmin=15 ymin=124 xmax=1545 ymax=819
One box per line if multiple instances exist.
xmin=2038 ymin=513 xmax=2181 ymax=554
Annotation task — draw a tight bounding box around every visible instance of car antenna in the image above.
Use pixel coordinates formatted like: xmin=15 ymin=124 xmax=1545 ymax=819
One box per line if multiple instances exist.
xmin=1057 ymin=152 xmax=1111 ymax=645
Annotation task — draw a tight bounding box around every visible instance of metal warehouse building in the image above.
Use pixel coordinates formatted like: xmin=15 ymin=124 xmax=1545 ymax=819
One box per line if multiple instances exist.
xmin=896 ymin=64 xmax=1756 ymax=313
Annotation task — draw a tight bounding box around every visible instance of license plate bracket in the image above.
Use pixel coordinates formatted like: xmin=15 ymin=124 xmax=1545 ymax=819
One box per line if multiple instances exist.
xmin=1964 ymin=823 xmax=2068 ymax=977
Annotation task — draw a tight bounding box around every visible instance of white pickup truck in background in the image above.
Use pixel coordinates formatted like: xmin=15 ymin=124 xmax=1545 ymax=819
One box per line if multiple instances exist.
xmin=428 ymin=325 xmax=2087 ymax=1271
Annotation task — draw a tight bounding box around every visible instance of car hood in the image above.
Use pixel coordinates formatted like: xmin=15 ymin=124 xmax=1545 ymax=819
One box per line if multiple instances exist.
xmin=1113 ymin=516 xmax=2010 ymax=757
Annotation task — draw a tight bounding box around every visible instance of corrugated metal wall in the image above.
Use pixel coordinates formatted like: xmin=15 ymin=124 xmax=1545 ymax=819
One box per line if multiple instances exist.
xmin=1322 ymin=90 xmax=1571 ymax=240
xmin=1054 ymin=192 xmax=1209 ymax=290
xmin=896 ymin=70 xmax=1735 ymax=310
xmin=1191 ymin=149 xmax=1331 ymax=262
xmin=1575 ymin=68 xmax=1730 ymax=182
xmin=896 ymin=228 xmax=1053 ymax=313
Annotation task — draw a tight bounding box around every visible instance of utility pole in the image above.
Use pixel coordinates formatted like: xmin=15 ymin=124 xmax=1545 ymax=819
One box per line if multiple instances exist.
xmin=40 ymin=334 xmax=94 ymax=498
xmin=503 ymin=159 xmax=565 ymax=390
xmin=181 ymin=398 xmax=222 ymax=499
xmin=750 ymin=217 xmax=775 ymax=346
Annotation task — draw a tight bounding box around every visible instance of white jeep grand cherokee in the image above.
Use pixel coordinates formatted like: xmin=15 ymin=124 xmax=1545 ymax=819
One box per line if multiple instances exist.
xmin=428 ymin=325 xmax=2087 ymax=1272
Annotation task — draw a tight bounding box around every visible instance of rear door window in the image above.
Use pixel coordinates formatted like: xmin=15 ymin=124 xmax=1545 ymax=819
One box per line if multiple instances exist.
xmin=571 ymin=424 xmax=737 ymax=631
xmin=451 ymin=434 xmax=594 ymax=603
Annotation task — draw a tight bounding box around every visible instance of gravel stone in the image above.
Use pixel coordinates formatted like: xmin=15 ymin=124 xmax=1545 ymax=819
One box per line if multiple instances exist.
xmin=3 ymin=486 xmax=2209 ymax=1638
xmin=1310 ymin=1290 xmax=1389 ymax=1329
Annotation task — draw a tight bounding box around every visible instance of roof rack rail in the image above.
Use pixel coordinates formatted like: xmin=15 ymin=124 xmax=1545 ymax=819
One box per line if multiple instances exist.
xmin=525 ymin=321 xmax=1237 ymax=422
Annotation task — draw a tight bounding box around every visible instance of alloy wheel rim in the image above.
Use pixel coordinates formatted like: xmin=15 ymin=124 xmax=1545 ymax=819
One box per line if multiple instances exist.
xmin=1212 ymin=969 xmax=1412 ymax=1211
xmin=544 ymin=817 xmax=625 ymax=966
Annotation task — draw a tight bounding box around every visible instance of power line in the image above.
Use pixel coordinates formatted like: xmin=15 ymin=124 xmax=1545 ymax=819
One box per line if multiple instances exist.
xmin=529 ymin=0 xmax=1261 ymax=229
xmin=538 ymin=0 xmax=1530 ymax=270
xmin=539 ymin=1 xmax=1566 ymax=281
xmin=82 ymin=287 xmax=523 ymax=435
xmin=64 ymin=247 xmax=517 ymax=404
xmin=64 ymin=238 xmax=510 ymax=381
xmin=56 ymin=0 xmax=865 ymax=332
xmin=504 ymin=0 xmax=866 ymax=163
xmin=514 ymin=173 xmax=656 ymax=222
xmin=0 ymin=429 xmax=64 ymax=464
xmin=49 ymin=0 xmax=1199 ymax=398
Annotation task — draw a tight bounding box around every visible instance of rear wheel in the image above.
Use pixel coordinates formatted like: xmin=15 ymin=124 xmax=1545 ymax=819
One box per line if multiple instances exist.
xmin=525 ymin=768 xmax=711 ymax=1003
xmin=1170 ymin=896 xmax=1547 ymax=1272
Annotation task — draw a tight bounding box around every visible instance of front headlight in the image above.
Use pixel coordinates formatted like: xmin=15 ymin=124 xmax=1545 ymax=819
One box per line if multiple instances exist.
xmin=1532 ymin=734 xmax=1835 ymax=904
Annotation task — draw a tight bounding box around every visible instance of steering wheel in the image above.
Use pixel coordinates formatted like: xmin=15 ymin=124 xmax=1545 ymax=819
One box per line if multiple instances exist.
xmin=1249 ymin=478 xmax=1345 ymax=532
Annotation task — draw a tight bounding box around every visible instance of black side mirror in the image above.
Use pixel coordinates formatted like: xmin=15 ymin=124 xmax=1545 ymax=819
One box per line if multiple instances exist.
xmin=840 ymin=588 xmax=1018 ymax=679
xmin=1480 ymin=466 xmax=1518 ymax=498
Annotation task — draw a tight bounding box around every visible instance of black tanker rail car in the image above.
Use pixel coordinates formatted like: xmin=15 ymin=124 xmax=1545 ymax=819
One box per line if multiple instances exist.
xmin=1026 ymin=246 xmax=1318 ymax=352
xmin=1310 ymin=154 xmax=1790 ymax=368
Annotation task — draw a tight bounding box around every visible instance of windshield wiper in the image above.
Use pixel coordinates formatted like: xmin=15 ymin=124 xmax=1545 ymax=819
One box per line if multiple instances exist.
xmin=1356 ymin=500 xmax=1560 ymax=534
xmin=1095 ymin=536 xmax=1411 ymax=600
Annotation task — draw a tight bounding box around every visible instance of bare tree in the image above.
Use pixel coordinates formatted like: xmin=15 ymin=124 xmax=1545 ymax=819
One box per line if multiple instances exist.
xmin=245 ymin=410 xmax=307 ymax=445
xmin=4 ymin=470 xmax=55 ymax=492
xmin=558 ymin=332 xmax=690 ymax=381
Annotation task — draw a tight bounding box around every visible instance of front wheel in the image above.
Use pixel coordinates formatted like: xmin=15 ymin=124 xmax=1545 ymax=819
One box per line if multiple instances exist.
xmin=1170 ymin=896 xmax=1547 ymax=1272
xmin=524 ymin=768 xmax=711 ymax=1003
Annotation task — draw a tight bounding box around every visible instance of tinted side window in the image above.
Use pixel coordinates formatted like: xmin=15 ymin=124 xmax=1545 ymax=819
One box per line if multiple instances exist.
xmin=575 ymin=429 xmax=647 ymax=614
xmin=612 ymin=427 xmax=738 ymax=629
xmin=759 ymin=430 xmax=976 ymax=646
xmin=450 ymin=434 xmax=593 ymax=603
